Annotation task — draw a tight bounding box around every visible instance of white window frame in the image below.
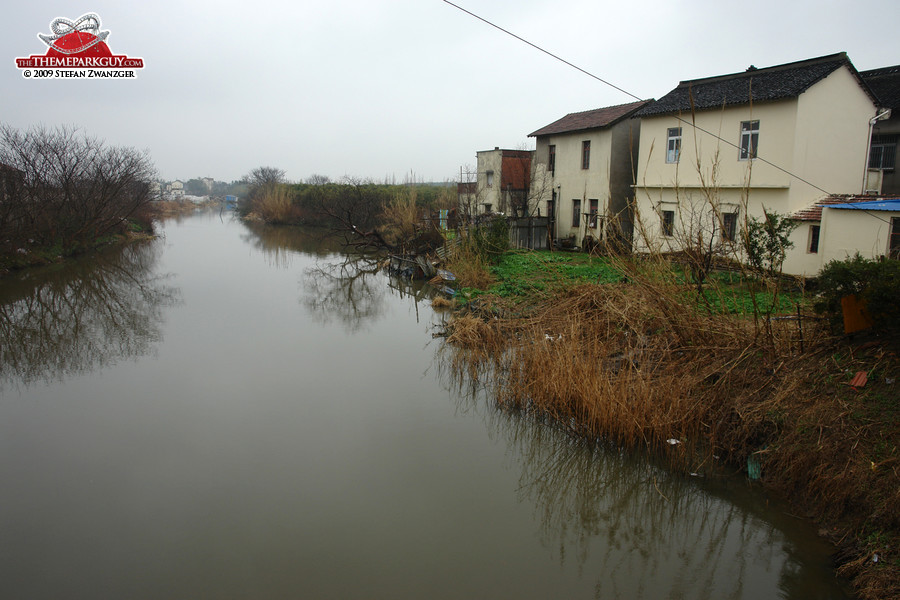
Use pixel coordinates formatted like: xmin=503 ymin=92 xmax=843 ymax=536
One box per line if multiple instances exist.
xmin=666 ymin=127 xmax=682 ymax=164
xmin=739 ymin=120 xmax=759 ymax=160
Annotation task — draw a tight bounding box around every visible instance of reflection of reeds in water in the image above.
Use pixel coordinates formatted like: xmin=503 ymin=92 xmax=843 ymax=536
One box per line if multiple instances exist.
xmin=442 ymin=370 xmax=835 ymax=600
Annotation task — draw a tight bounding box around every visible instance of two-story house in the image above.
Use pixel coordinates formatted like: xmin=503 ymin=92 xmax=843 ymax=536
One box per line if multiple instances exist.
xmin=632 ymin=52 xmax=879 ymax=276
xmin=528 ymin=100 xmax=650 ymax=249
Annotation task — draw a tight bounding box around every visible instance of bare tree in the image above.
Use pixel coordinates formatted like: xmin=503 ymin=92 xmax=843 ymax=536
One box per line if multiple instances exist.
xmin=305 ymin=173 xmax=331 ymax=185
xmin=0 ymin=124 xmax=155 ymax=253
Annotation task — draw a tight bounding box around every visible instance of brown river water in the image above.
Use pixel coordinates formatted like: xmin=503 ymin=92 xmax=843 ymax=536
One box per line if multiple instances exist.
xmin=0 ymin=210 xmax=852 ymax=599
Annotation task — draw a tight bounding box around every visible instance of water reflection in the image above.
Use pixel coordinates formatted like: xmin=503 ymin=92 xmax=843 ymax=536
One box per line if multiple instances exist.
xmin=240 ymin=221 xmax=345 ymax=268
xmin=447 ymin=382 xmax=849 ymax=600
xmin=0 ymin=241 xmax=178 ymax=389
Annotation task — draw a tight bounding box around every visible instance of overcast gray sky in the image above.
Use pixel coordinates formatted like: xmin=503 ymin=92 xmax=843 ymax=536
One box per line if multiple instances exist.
xmin=4 ymin=1 xmax=899 ymax=184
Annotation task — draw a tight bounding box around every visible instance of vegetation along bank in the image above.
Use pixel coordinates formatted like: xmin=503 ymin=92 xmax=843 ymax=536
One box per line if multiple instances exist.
xmin=437 ymin=227 xmax=899 ymax=600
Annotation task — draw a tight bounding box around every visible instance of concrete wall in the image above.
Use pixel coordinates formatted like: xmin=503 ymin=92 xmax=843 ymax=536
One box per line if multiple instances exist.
xmin=820 ymin=207 xmax=896 ymax=264
xmin=476 ymin=149 xmax=502 ymax=214
xmin=792 ymin=66 xmax=877 ymax=205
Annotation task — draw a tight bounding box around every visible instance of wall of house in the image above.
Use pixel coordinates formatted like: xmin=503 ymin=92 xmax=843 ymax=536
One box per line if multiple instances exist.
xmin=476 ymin=149 xmax=502 ymax=214
xmin=608 ymin=118 xmax=640 ymax=213
xmin=792 ymin=65 xmax=877 ymax=206
xmin=632 ymin=186 xmax=785 ymax=255
xmin=634 ymin=103 xmax=797 ymax=194
xmin=533 ymin=128 xmax=616 ymax=246
xmin=783 ymin=221 xmax=824 ymax=277
xmin=819 ymin=207 xmax=895 ymax=264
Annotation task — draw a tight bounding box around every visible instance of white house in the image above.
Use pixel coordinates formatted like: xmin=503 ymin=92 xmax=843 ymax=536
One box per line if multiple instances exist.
xmin=631 ymin=52 xmax=880 ymax=276
xmin=529 ymin=100 xmax=650 ymax=248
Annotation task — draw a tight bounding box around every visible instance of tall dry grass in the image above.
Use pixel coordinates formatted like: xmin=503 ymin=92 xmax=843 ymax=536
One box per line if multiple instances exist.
xmin=445 ymin=280 xmax=808 ymax=471
xmin=380 ymin=184 xmax=420 ymax=250
xmin=441 ymin=239 xmax=495 ymax=290
xmin=254 ymin=184 xmax=296 ymax=224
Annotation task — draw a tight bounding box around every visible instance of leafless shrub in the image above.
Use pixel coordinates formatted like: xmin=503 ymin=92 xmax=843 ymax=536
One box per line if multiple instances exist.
xmin=0 ymin=124 xmax=155 ymax=252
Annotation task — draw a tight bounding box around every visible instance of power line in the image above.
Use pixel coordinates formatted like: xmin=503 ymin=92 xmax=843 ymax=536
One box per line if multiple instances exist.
xmin=442 ymin=0 xmax=838 ymax=197
xmin=442 ymin=0 xmax=641 ymax=103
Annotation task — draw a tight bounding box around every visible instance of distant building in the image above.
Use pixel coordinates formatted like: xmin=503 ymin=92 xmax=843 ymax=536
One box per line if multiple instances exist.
xmin=475 ymin=148 xmax=534 ymax=217
xmin=166 ymin=180 xmax=185 ymax=198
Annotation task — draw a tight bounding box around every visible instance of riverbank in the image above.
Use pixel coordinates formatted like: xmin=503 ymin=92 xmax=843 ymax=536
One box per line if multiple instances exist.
xmin=0 ymin=201 xmax=224 ymax=278
xmin=0 ymin=223 xmax=154 ymax=278
xmin=439 ymin=250 xmax=899 ymax=600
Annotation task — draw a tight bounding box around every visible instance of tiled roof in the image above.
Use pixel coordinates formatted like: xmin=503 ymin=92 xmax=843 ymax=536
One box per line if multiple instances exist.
xmin=860 ymin=65 xmax=900 ymax=110
xmin=634 ymin=53 xmax=871 ymax=118
xmin=528 ymin=100 xmax=652 ymax=137
xmin=791 ymin=195 xmax=892 ymax=221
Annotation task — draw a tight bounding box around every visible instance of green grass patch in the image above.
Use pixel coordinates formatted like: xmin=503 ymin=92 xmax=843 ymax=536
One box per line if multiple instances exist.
xmin=457 ymin=249 xmax=806 ymax=317
xmin=487 ymin=251 xmax=622 ymax=299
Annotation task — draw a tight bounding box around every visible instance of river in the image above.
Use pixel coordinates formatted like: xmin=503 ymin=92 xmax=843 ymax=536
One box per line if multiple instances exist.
xmin=0 ymin=211 xmax=852 ymax=599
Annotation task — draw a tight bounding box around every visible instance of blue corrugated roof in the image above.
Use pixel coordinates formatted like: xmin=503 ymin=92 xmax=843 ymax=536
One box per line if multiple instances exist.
xmin=827 ymin=198 xmax=900 ymax=211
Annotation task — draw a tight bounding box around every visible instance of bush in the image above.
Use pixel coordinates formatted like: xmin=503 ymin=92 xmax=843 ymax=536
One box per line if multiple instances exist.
xmin=469 ymin=215 xmax=509 ymax=262
xmin=814 ymin=254 xmax=900 ymax=334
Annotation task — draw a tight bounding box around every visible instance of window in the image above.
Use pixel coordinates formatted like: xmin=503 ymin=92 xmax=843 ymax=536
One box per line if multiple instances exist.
xmin=808 ymin=224 xmax=820 ymax=254
xmin=572 ymin=199 xmax=581 ymax=228
xmin=870 ymin=135 xmax=897 ymax=170
xmin=722 ymin=212 xmax=738 ymax=242
xmin=581 ymin=141 xmax=591 ymax=169
xmin=486 ymin=170 xmax=494 ymax=187
xmin=739 ymin=120 xmax=759 ymax=160
xmin=482 ymin=203 xmax=492 ymax=213
xmin=661 ymin=210 xmax=674 ymax=237
xmin=666 ymin=127 xmax=682 ymax=163
xmin=548 ymin=145 xmax=556 ymax=175
xmin=589 ymin=199 xmax=599 ymax=228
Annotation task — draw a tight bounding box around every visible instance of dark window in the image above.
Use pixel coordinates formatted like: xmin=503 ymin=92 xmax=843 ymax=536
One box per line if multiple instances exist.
xmin=661 ymin=210 xmax=674 ymax=237
xmin=870 ymin=135 xmax=897 ymax=170
xmin=809 ymin=224 xmax=820 ymax=254
xmin=572 ymin=199 xmax=581 ymax=228
xmin=589 ymin=199 xmax=599 ymax=228
xmin=548 ymin=145 xmax=556 ymax=175
xmin=581 ymin=141 xmax=591 ymax=169
xmin=666 ymin=127 xmax=682 ymax=163
xmin=722 ymin=212 xmax=737 ymax=242
xmin=739 ymin=120 xmax=759 ymax=160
